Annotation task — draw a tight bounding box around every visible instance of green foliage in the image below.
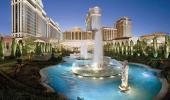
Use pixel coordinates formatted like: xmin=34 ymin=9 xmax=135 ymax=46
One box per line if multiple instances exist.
xmin=45 ymin=43 xmax=50 ymax=53
xmin=22 ymin=45 xmax=27 ymax=56
xmin=41 ymin=43 xmax=45 ymax=53
xmin=0 ymin=38 xmax=4 ymax=59
xmin=15 ymin=44 xmax=21 ymax=58
xmin=125 ymin=41 xmax=129 ymax=55
xmin=121 ymin=42 xmax=125 ymax=55
xmin=50 ymin=44 xmax=52 ymax=52
xmin=164 ymin=35 xmax=170 ymax=59
xmin=35 ymin=42 xmax=42 ymax=55
xmin=141 ymin=39 xmax=148 ymax=56
xmin=117 ymin=42 xmax=120 ymax=54
xmin=11 ymin=38 xmax=17 ymax=57
xmin=153 ymin=37 xmax=158 ymax=58
xmin=23 ymin=37 xmax=36 ymax=54
xmin=130 ymin=40 xmax=134 ymax=56
xmin=134 ymin=39 xmax=142 ymax=56
xmin=103 ymin=36 xmax=170 ymax=72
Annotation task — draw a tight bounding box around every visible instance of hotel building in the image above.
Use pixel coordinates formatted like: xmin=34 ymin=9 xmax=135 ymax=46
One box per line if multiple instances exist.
xmin=63 ymin=27 xmax=93 ymax=40
xmin=62 ymin=6 xmax=133 ymax=49
xmin=85 ymin=7 xmax=132 ymax=43
xmin=140 ymin=32 xmax=169 ymax=45
xmin=11 ymin=0 xmax=62 ymax=43
xmin=102 ymin=27 xmax=117 ymax=41
xmin=62 ymin=27 xmax=94 ymax=49
xmin=115 ymin=17 xmax=132 ymax=39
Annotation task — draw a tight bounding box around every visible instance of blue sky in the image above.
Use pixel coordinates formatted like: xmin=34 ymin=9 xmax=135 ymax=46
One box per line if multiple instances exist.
xmin=0 ymin=0 xmax=170 ymax=36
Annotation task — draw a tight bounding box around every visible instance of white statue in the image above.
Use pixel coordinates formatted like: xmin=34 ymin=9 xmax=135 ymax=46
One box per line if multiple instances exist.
xmin=119 ymin=60 xmax=130 ymax=92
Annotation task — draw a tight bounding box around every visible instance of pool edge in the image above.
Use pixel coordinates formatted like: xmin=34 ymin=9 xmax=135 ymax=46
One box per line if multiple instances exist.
xmin=130 ymin=63 xmax=169 ymax=100
xmin=39 ymin=70 xmax=55 ymax=93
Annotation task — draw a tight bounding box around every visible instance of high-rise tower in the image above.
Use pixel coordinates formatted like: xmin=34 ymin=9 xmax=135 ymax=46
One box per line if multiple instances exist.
xmin=11 ymin=0 xmax=61 ymax=41
xmin=115 ymin=17 xmax=132 ymax=38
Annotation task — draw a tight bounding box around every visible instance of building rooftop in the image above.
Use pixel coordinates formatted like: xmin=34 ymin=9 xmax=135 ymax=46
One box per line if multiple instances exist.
xmin=69 ymin=27 xmax=84 ymax=32
xmin=141 ymin=32 xmax=168 ymax=38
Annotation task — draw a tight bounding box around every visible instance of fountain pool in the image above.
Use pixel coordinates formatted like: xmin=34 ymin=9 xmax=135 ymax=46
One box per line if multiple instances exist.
xmin=40 ymin=6 xmax=167 ymax=100
xmin=40 ymin=60 xmax=163 ymax=100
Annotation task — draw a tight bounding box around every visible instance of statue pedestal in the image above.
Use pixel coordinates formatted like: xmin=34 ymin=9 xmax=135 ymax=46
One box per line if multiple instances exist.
xmin=119 ymin=85 xmax=130 ymax=92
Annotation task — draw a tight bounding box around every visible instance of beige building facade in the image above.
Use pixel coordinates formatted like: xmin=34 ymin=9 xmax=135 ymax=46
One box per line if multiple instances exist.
xmin=62 ymin=7 xmax=133 ymax=49
xmin=63 ymin=27 xmax=93 ymax=41
xmin=115 ymin=17 xmax=132 ymax=39
xmin=140 ymin=32 xmax=168 ymax=45
xmin=102 ymin=27 xmax=117 ymax=41
xmin=11 ymin=0 xmax=62 ymax=43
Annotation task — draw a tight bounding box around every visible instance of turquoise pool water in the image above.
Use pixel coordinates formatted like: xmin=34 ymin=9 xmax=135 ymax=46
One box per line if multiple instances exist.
xmin=41 ymin=62 xmax=162 ymax=100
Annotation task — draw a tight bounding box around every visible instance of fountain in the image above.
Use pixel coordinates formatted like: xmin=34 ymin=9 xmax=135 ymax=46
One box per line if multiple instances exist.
xmin=91 ymin=7 xmax=103 ymax=69
xmin=119 ymin=60 xmax=130 ymax=92
xmin=40 ymin=6 xmax=166 ymax=100
xmin=72 ymin=7 xmax=122 ymax=78
xmin=80 ymin=41 xmax=88 ymax=59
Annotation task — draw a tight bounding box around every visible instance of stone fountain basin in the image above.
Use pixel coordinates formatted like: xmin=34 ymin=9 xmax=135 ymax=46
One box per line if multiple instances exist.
xmin=72 ymin=64 xmax=122 ymax=78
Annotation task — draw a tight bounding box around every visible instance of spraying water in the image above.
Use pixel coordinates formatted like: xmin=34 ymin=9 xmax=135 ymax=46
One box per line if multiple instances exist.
xmin=90 ymin=7 xmax=104 ymax=69
xmin=80 ymin=41 xmax=88 ymax=59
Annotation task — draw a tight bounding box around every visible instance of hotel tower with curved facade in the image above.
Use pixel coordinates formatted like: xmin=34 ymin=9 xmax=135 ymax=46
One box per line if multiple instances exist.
xmin=11 ymin=0 xmax=62 ymax=43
